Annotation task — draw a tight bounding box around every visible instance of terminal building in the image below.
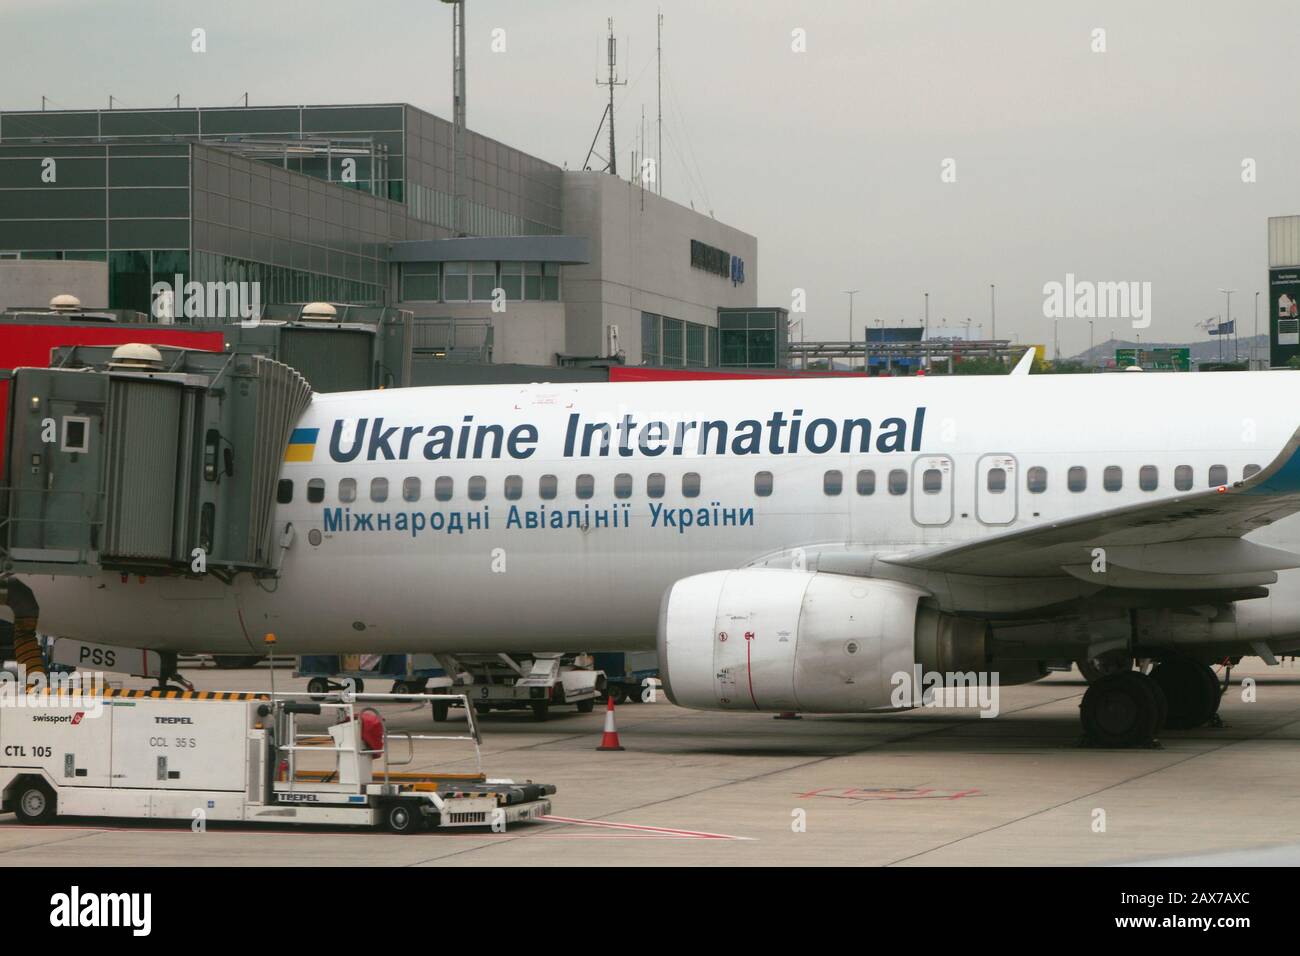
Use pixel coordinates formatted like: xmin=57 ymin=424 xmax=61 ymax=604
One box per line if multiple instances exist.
xmin=0 ymin=103 xmax=759 ymax=368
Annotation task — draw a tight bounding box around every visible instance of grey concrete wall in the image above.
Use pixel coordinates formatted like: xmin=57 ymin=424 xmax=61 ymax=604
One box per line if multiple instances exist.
xmin=0 ymin=260 xmax=108 ymax=312
xmin=561 ymin=172 xmax=758 ymax=363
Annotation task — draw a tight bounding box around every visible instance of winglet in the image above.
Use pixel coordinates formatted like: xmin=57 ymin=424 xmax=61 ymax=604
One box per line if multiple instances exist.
xmin=1010 ymin=346 xmax=1036 ymax=376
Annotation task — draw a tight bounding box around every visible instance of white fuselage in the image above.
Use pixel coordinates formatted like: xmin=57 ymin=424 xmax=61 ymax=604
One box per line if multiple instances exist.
xmin=22 ymin=371 xmax=1300 ymax=655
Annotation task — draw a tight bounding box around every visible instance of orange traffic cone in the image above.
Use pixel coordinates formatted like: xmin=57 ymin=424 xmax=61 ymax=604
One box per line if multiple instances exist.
xmin=597 ymin=695 xmax=625 ymax=751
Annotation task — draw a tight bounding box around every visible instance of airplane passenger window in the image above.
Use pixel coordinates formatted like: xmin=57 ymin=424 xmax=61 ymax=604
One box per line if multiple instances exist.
xmin=755 ymin=471 xmax=773 ymax=496
xmin=888 ymin=469 xmax=907 ymax=495
xmin=434 ymin=477 xmax=453 ymax=501
xmin=1244 ymin=464 xmax=1261 ymax=479
xmin=576 ymin=474 xmax=595 ymax=499
xmin=985 ymin=468 xmax=1005 ymax=493
xmin=1103 ymin=466 xmax=1122 ymax=492
xmin=276 ymin=479 xmax=294 ymax=504
xmin=1174 ymin=465 xmax=1193 ymax=491
xmin=307 ymin=478 xmax=325 ymax=504
xmin=539 ymin=475 xmax=558 ymax=499
xmin=1068 ymin=466 xmax=1087 ymax=492
xmin=647 ymin=473 xmax=665 ymax=498
xmin=824 ymin=470 xmax=843 ymax=495
xmin=403 ymin=477 xmax=421 ymax=502
xmin=338 ymin=478 xmax=357 ymax=503
xmin=1208 ymin=464 xmax=1228 ymax=487
xmin=1027 ymin=467 xmax=1047 ymax=493
xmin=504 ymin=475 xmax=523 ymax=500
xmin=923 ymin=468 xmax=943 ymax=494
xmin=370 ymin=477 xmax=389 ymax=502
xmin=857 ymin=469 xmax=876 ymax=495
xmin=682 ymin=472 xmax=701 ymax=497
xmin=468 ymin=476 xmax=486 ymax=501
xmin=1139 ymin=465 xmax=1158 ymax=491
xmin=614 ymin=473 xmax=632 ymax=498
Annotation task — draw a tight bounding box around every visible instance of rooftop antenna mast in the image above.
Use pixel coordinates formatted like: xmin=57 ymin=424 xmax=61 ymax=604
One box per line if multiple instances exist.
xmin=584 ymin=18 xmax=626 ymax=174
xmin=441 ymin=0 xmax=467 ymax=234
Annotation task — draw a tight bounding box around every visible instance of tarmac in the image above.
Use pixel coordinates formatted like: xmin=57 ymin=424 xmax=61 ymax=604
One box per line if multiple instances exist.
xmin=2 ymin=658 xmax=1298 ymax=866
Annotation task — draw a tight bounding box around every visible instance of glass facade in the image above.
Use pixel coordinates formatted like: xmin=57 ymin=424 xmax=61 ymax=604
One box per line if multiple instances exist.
xmin=717 ymin=309 xmax=789 ymax=369
xmin=398 ymin=260 xmax=561 ymax=303
xmin=0 ymin=103 xmax=566 ymax=313
xmin=641 ymin=311 xmax=714 ymax=367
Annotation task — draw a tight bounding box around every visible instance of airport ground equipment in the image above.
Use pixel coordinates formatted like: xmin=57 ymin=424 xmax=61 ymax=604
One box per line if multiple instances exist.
xmin=0 ymin=689 xmax=554 ymax=832
xmin=296 ymin=654 xmax=450 ymax=696
xmin=433 ymin=653 xmax=604 ymax=721
xmin=591 ymin=651 xmax=660 ymax=704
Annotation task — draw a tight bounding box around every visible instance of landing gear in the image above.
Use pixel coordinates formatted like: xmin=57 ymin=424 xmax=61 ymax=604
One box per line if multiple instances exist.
xmin=1077 ymin=650 xmax=1134 ymax=683
xmin=1079 ymin=671 xmax=1164 ymax=747
xmin=1149 ymin=659 xmax=1222 ymax=729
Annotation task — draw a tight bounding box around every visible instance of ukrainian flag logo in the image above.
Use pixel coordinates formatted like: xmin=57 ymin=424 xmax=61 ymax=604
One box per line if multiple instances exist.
xmin=285 ymin=427 xmax=319 ymax=463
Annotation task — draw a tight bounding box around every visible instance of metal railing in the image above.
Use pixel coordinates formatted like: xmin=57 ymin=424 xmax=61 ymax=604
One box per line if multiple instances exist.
xmin=274 ymin=691 xmax=482 ymax=794
xmin=410 ymin=318 xmax=494 ymax=363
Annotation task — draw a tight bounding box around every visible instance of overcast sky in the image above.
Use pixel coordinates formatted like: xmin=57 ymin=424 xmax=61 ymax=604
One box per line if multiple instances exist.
xmin=4 ymin=0 xmax=1298 ymax=352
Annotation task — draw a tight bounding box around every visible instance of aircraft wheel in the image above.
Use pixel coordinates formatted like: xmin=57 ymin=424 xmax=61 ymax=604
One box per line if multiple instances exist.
xmin=1080 ymin=671 xmax=1161 ymax=747
xmin=307 ymin=677 xmax=330 ymax=700
xmin=1150 ymin=659 xmax=1218 ymax=729
xmin=13 ymin=779 xmax=56 ymax=825
xmin=576 ymin=698 xmax=595 ymax=714
xmin=530 ymin=701 xmax=549 ymax=722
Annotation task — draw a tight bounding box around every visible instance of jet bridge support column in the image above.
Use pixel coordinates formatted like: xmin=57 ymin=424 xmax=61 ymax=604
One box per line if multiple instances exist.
xmin=1 ymin=579 xmax=44 ymax=688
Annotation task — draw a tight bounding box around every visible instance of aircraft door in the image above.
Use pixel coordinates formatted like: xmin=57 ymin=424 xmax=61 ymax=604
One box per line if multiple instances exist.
xmin=911 ymin=455 xmax=953 ymax=526
xmin=976 ymin=454 xmax=1017 ymax=525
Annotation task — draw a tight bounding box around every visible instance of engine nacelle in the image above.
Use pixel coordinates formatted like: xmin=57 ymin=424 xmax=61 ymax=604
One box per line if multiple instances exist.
xmin=657 ymin=569 xmax=988 ymax=713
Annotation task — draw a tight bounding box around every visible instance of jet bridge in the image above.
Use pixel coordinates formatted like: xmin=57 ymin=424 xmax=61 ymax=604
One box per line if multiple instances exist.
xmin=0 ymin=343 xmax=311 ymax=579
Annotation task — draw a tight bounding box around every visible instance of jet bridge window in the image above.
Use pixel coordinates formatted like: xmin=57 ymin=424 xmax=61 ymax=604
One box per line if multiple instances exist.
xmin=504 ymin=475 xmax=523 ymax=500
xmin=1068 ymin=466 xmax=1087 ymax=492
xmin=682 ymin=472 xmax=701 ymax=497
xmin=647 ymin=473 xmax=666 ymax=498
xmin=403 ymin=477 xmax=421 ymax=502
xmin=307 ymin=478 xmax=325 ymax=504
xmin=339 ymin=478 xmax=357 ymax=503
xmin=370 ymin=477 xmax=389 ymax=503
xmin=1174 ymin=465 xmax=1193 ymax=491
xmin=1208 ymin=464 xmax=1228 ymax=487
xmin=856 ymin=469 xmax=876 ymax=495
xmin=614 ymin=473 xmax=633 ymax=498
xmin=1103 ymin=466 xmax=1122 ymax=492
xmin=985 ymin=468 xmax=1005 ymax=493
xmin=61 ymin=416 xmax=90 ymax=453
xmin=276 ymin=479 xmax=294 ymax=504
xmin=888 ymin=469 xmax=907 ymax=495
xmin=539 ymin=475 xmax=558 ymax=500
xmin=576 ymin=474 xmax=595 ymax=499
xmin=824 ymin=470 xmax=843 ymax=495
xmin=1027 ymin=467 xmax=1047 ymax=493
xmin=755 ymin=471 xmax=773 ymax=496
xmin=1139 ymin=465 xmax=1158 ymax=491
xmin=468 ymin=476 xmax=486 ymax=501
xmin=1244 ymin=464 xmax=1261 ymax=479
xmin=434 ymin=477 xmax=453 ymax=502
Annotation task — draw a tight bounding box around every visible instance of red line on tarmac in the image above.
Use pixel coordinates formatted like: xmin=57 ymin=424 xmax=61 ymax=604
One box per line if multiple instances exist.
xmin=538 ymin=814 xmax=749 ymax=840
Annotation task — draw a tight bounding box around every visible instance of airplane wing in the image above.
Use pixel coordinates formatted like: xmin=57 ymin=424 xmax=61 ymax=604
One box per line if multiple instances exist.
xmin=880 ymin=422 xmax=1300 ymax=583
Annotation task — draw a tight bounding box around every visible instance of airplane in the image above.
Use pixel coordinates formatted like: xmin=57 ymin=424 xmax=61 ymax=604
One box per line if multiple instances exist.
xmin=6 ymin=348 xmax=1300 ymax=747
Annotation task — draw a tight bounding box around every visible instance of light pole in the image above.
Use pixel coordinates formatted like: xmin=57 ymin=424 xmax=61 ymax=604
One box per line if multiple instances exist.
xmin=844 ymin=289 xmax=859 ymax=363
xmin=1219 ymin=288 xmax=1236 ymax=363
xmin=990 ymin=283 xmax=996 ymax=341
xmin=1254 ymin=291 xmax=1260 ymax=369
xmin=923 ymin=291 xmax=930 ymax=370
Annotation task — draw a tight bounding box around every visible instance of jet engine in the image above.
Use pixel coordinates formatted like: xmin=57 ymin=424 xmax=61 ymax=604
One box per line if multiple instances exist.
xmin=657 ymin=569 xmax=989 ymax=712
